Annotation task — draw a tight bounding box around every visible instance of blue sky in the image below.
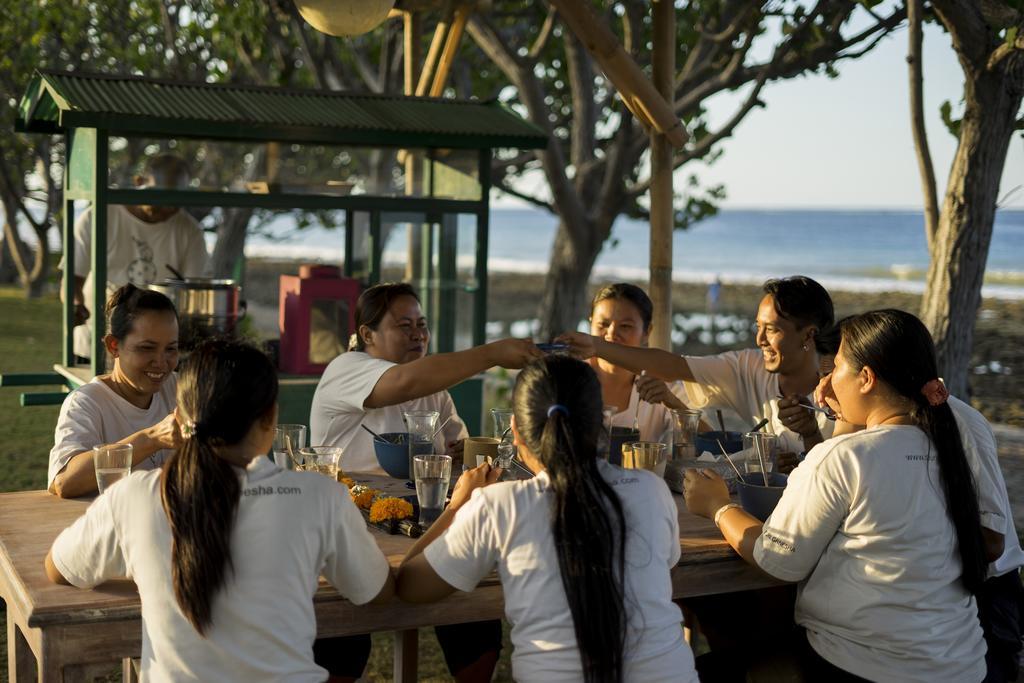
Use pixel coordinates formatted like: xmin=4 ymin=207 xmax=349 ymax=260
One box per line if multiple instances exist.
xmin=496 ymin=21 xmax=1023 ymax=211
xmin=698 ymin=23 xmax=1024 ymax=209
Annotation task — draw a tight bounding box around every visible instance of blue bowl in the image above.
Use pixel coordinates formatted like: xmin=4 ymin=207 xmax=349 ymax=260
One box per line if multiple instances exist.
xmin=736 ymin=472 xmax=788 ymax=521
xmin=374 ymin=432 xmax=410 ymax=479
xmin=694 ymin=430 xmax=743 ymax=457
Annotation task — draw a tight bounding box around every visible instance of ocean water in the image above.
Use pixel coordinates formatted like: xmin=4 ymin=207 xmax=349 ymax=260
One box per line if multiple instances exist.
xmin=244 ymin=208 xmax=1024 ymax=300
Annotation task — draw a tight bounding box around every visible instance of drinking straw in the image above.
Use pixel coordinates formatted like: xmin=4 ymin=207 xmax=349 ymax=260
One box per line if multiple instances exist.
xmin=715 ymin=409 xmax=727 ymax=436
xmin=751 ymin=417 xmax=769 ymax=432
xmin=632 ymin=370 xmax=645 ymax=432
xmin=753 ymin=437 xmax=769 ymax=486
xmin=284 ymin=434 xmax=302 ymax=469
xmin=716 ymin=439 xmax=744 ymax=480
xmin=430 ymin=415 xmax=453 ymax=441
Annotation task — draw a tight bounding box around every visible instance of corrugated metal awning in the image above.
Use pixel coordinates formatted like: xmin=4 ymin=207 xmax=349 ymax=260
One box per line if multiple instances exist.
xmin=17 ymin=70 xmax=547 ymax=150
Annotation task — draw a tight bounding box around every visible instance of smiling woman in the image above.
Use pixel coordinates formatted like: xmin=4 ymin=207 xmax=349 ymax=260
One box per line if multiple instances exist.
xmin=48 ymin=284 xmax=182 ymax=498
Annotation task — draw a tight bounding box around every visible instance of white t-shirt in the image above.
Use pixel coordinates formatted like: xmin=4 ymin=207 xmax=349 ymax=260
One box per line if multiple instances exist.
xmin=949 ymin=396 xmax=1024 ymax=577
xmin=683 ymin=348 xmax=834 ymax=453
xmin=61 ymin=205 xmax=209 ymax=358
xmin=753 ymin=425 xmax=986 ymax=683
xmin=310 ymin=351 xmax=468 ymax=474
xmin=424 ymin=460 xmax=698 ymax=683
xmin=48 ymin=376 xmax=178 ymax=489
xmin=50 ymin=456 xmax=390 ymax=683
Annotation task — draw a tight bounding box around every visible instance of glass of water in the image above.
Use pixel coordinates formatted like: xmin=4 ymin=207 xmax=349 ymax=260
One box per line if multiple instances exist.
xmin=413 ymin=454 xmax=451 ymax=527
xmin=94 ymin=444 xmax=133 ymax=494
xmin=273 ymin=424 xmax=307 ymax=470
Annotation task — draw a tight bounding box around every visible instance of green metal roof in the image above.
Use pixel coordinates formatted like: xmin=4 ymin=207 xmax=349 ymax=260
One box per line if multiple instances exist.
xmin=16 ymin=70 xmax=547 ymax=150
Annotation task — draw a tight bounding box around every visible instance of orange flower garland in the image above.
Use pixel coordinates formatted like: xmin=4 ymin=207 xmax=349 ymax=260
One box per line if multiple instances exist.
xmin=369 ymin=496 xmax=413 ymax=523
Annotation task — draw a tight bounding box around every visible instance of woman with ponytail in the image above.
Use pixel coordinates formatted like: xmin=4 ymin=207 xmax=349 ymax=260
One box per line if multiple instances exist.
xmin=684 ymin=309 xmax=987 ymax=682
xmin=46 ymin=340 xmax=393 ymax=682
xmin=396 ymin=355 xmax=697 ymax=682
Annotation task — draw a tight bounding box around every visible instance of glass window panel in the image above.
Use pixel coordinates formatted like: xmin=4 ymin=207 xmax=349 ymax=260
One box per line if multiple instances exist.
xmin=430 ymin=149 xmax=481 ymax=201
xmin=107 ymin=137 xmax=432 ymax=197
xmin=309 ymin=298 xmax=349 ymax=364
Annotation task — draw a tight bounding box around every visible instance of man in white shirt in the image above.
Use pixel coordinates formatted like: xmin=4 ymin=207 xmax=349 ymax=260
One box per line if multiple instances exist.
xmin=561 ymin=276 xmax=837 ymax=458
xmin=60 ymin=154 xmax=209 ymax=360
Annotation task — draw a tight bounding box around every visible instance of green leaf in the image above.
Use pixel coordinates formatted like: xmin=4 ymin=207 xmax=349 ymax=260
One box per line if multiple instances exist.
xmin=939 ymin=100 xmax=963 ymax=139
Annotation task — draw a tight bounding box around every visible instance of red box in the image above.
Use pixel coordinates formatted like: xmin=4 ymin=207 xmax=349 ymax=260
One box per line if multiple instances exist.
xmin=279 ymin=265 xmax=361 ymax=375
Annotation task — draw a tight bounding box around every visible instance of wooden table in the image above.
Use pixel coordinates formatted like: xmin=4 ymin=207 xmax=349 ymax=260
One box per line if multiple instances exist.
xmin=1 ymin=474 xmax=779 ymax=682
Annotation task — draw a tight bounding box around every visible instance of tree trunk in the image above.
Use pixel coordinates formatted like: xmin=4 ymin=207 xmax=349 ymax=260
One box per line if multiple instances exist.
xmin=538 ymin=216 xmax=607 ymax=339
xmin=920 ymin=63 xmax=1024 ymax=397
xmin=210 ymin=207 xmax=254 ymax=280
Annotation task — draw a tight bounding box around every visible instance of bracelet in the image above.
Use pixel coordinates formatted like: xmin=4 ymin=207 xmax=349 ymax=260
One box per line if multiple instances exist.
xmin=714 ymin=503 xmax=742 ymax=528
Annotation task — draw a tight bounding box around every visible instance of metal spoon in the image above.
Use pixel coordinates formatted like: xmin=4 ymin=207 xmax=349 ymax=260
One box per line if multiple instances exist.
xmin=360 ymin=423 xmax=388 ymax=442
xmin=165 ymin=263 xmax=186 ymax=281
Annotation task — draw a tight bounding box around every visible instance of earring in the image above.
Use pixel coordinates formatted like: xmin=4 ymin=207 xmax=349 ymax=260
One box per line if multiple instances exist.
xmin=802 ymin=345 xmax=808 ymax=352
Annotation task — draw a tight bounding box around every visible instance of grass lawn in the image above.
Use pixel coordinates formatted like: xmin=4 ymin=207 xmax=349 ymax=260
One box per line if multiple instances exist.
xmin=0 ymin=287 xmax=513 ymax=681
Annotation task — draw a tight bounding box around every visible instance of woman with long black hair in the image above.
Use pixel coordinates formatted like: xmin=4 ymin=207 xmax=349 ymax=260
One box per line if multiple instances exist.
xmin=684 ymin=309 xmax=988 ymax=682
xmin=396 ymin=355 xmax=697 ymax=682
xmin=46 ymin=340 xmax=393 ymax=682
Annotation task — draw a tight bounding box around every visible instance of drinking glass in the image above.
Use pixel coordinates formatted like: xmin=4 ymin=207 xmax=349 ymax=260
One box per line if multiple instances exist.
xmin=404 ymin=410 xmax=439 ymax=481
xmin=491 ymin=407 xmax=517 ymax=470
xmin=622 ymin=441 xmax=668 ymax=476
xmin=670 ymin=409 xmax=703 ymax=460
xmin=273 ymin=424 xmax=307 ymax=470
xmin=491 ymin=408 xmax=513 ymax=439
xmin=298 ymin=446 xmax=344 ymax=480
xmin=413 ymin=454 xmax=451 ymax=527
xmin=742 ymin=432 xmax=778 ymax=474
xmin=94 ymin=444 xmax=133 ymax=494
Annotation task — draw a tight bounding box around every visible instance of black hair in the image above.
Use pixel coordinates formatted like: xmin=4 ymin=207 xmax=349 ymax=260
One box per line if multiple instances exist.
xmin=590 ymin=283 xmax=654 ymax=333
xmin=105 ymin=283 xmax=177 ymax=341
xmin=352 ymin=282 xmax=421 ymax=351
xmin=762 ymin=276 xmax=834 ymax=353
xmin=839 ymin=309 xmax=986 ymax=594
xmin=162 ymin=339 xmax=278 ymax=635
xmin=513 ymin=356 xmax=627 ymax=682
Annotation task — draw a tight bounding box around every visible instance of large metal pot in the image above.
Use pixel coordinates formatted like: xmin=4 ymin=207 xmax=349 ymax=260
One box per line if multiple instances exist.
xmin=151 ymin=278 xmax=246 ymax=349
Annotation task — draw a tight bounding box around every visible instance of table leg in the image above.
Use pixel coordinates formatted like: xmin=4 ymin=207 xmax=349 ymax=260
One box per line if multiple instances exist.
xmin=122 ymin=657 xmax=139 ymax=682
xmin=7 ymin=610 xmax=35 ymax=683
xmin=393 ymin=629 xmax=419 ymax=683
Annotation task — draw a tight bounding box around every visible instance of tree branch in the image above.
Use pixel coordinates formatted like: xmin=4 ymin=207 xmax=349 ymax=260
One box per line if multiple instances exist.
xmin=987 ymin=34 xmax=1024 ymax=72
xmin=908 ymin=0 xmax=940 ymax=253
xmin=491 ymin=176 xmax=555 ymax=212
xmin=529 ymin=7 xmax=557 ymax=59
xmin=466 ymin=15 xmax=588 ymax=235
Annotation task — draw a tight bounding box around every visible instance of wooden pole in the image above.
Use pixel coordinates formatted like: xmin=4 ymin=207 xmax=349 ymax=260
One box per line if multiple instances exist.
xmin=415 ymin=7 xmax=453 ymax=96
xmin=549 ymin=0 xmax=687 ymax=148
xmin=649 ymin=0 xmax=674 ymax=350
xmin=404 ymin=11 xmax=424 ymax=281
xmin=429 ymin=4 xmax=469 ymax=97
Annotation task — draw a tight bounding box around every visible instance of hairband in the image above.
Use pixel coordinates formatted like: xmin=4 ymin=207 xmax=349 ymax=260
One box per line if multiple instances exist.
xmin=547 ymin=404 xmax=569 ymax=418
xmin=920 ymin=378 xmax=949 ymax=407
xmin=182 ymin=420 xmax=204 ymax=439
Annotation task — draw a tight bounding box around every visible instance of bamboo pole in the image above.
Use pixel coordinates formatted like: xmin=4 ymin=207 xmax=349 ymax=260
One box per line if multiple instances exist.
xmin=549 ymin=0 xmax=686 ymax=148
xmin=404 ymin=11 xmax=424 ymax=280
xmin=415 ymin=6 xmax=454 ymax=96
xmin=429 ymin=4 xmax=469 ymax=97
xmin=649 ymin=0 xmax=675 ymax=350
